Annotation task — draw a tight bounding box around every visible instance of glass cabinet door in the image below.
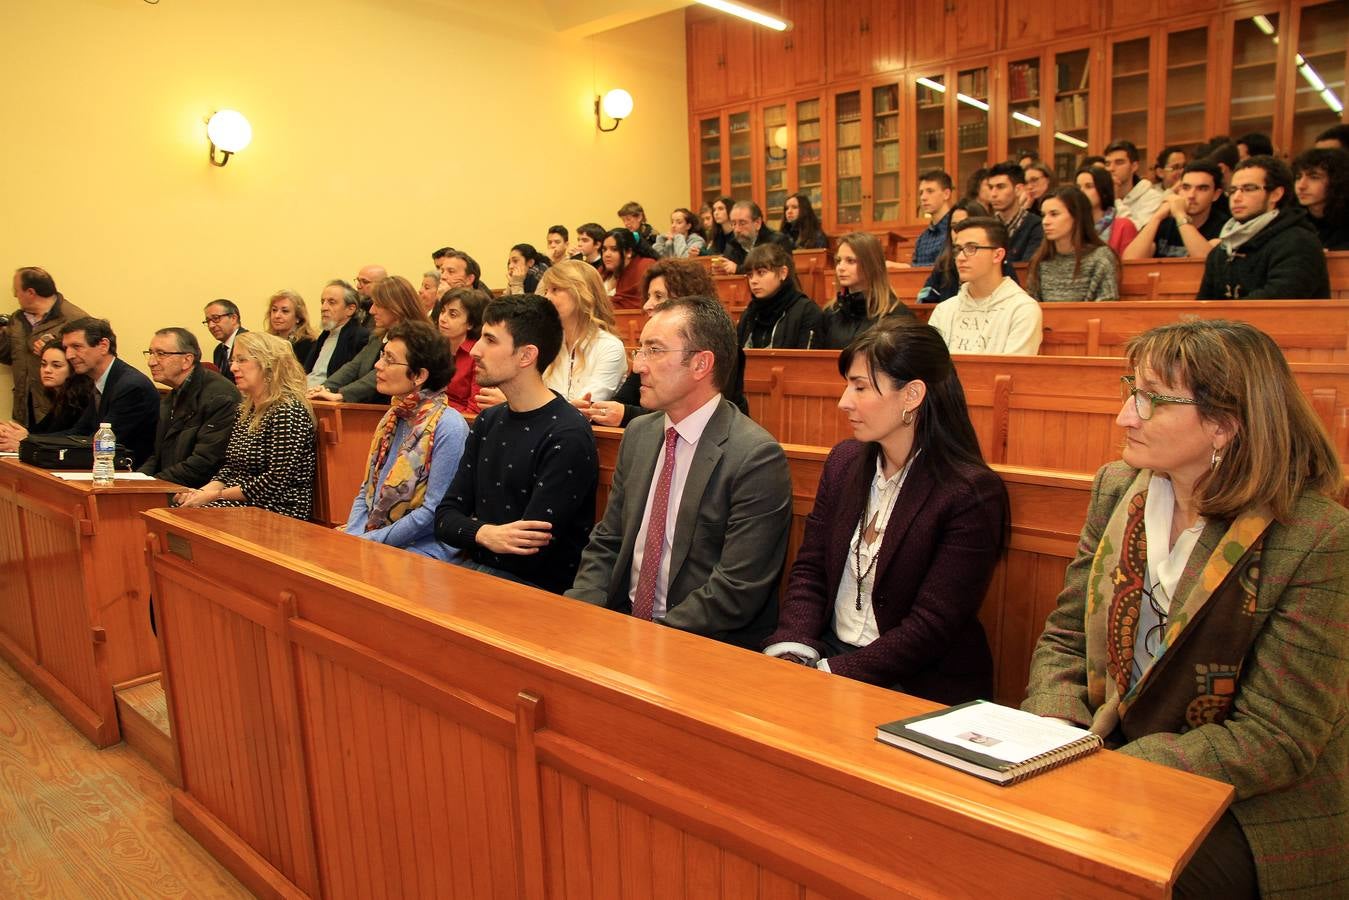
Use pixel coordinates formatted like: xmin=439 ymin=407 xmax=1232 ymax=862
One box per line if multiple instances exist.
xmin=956 ymin=67 xmax=991 ymax=195
xmin=1052 ymin=48 xmax=1091 ymax=180
xmin=728 ymin=110 xmax=754 ymax=202
xmin=796 ymin=98 xmax=824 ymax=215
xmin=915 ymin=73 xmax=947 ymax=179
xmin=698 ymin=116 xmax=723 ymax=206
xmin=1229 ymin=13 xmax=1281 ymax=139
xmin=1164 ymin=27 xmax=1209 ymax=148
xmin=834 ymin=90 xmax=864 ymax=226
xmin=1110 ymin=37 xmax=1151 ymax=170
xmin=871 ymin=83 xmax=902 ymax=223
xmin=1291 ymin=2 xmax=1347 ymax=152
xmin=763 ymin=103 xmax=790 ymax=215
xmin=1006 ymin=55 xmax=1043 ymax=164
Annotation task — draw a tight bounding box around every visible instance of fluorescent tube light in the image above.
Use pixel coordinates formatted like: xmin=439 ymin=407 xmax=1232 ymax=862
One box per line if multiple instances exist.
xmin=693 ymin=0 xmax=789 ymax=31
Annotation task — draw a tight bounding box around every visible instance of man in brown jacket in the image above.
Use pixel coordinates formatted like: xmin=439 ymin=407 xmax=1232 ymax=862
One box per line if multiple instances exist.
xmin=1 ymin=267 xmax=89 ymax=427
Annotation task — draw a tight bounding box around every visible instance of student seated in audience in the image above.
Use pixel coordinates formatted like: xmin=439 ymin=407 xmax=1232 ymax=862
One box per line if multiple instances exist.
xmin=707 ymin=195 xmax=734 ymax=255
xmin=599 ymin=227 xmax=656 ymax=310
xmin=1315 ymin=123 xmax=1349 ymax=150
xmin=1075 ymin=165 xmax=1138 ymax=256
xmin=418 ymin=270 xmax=441 ymax=313
xmin=1292 ymin=147 xmax=1349 ymax=251
xmin=985 ymin=161 xmax=1044 ymax=262
xmin=918 ymin=199 xmax=1018 ymax=304
xmin=737 ymin=243 xmax=822 ymax=350
xmin=1106 ymin=140 xmax=1164 ymax=228
xmin=697 ymin=203 xmax=714 ymax=240
xmin=911 ymin=171 xmax=954 ymax=266
xmin=1022 ymin=319 xmax=1348 ymax=899
xmin=264 ymin=289 xmax=316 ymax=364
xmin=653 ymin=208 xmax=707 ymax=258
xmin=582 ymin=259 xmax=749 ymax=428
xmin=204 ymin=298 xmax=246 ymax=383
xmin=818 ymin=231 xmax=913 ymax=349
xmin=0 ymin=344 xmax=93 ymax=450
xmin=437 ymin=249 xmax=488 ymax=296
xmin=928 ymin=217 xmax=1042 ymax=355
xmin=175 ymin=331 xmax=316 ymax=520
xmin=1028 ymin=186 xmax=1120 ymax=303
xmin=1153 ymin=145 xmax=1188 ymax=192
xmin=1235 ymin=132 xmax=1273 ymax=160
xmin=1124 ymin=159 xmax=1227 ymax=260
xmin=305 ymin=280 xmax=369 ymax=390
xmin=618 ymin=201 xmax=658 ymax=247
xmin=343 ymin=321 xmax=468 ymax=561
xmin=310 ymin=275 xmax=425 ymax=403
xmin=433 ymin=287 xmax=486 ymax=414
xmin=1198 ymin=155 xmax=1330 ymax=300
xmin=505 ymin=243 xmax=551 ymax=295
xmin=138 ymin=327 xmax=240 ymax=488
xmin=1205 ymin=141 xmax=1239 ymax=220
xmin=434 ymin=295 xmax=597 ymax=594
xmin=715 ymin=200 xmax=796 ymax=275
xmin=779 ymin=191 xmax=828 ymax=251
xmin=567 ymin=296 xmax=791 ymax=649
xmin=1023 ymin=163 xmax=1055 ymax=216
xmin=1017 ymin=149 xmax=1039 ymax=169
xmin=963 ymin=166 xmax=989 ymax=204
xmin=763 ymin=321 xmax=1007 ymax=701
xmin=574 ymin=223 xmax=606 ymax=270
xmin=545 ymin=225 xmax=572 ymax=266
xmin=538 ymin=259 xmax=626 ymax=402
xmin=48 ymin=317 xmax=160 ymax=466
xmin=2 ymin=266 xmax=90 ymax=429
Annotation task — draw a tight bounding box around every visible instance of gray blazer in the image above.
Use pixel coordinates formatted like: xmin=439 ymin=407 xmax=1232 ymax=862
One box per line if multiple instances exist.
xmin=566 ymin=398 xmax=792 ymax=648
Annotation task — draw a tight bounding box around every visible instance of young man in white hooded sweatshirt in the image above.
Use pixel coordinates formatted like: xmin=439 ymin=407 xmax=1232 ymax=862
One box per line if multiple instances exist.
xmin=928 ymin=216 xmax=1043 ymax=356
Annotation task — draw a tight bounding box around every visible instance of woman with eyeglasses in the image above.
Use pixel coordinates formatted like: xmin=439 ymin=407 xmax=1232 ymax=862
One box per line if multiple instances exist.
xmin=342 ymin=321 xmax=468 ymax=560
xmin=815 ymin=232 xmax=913 ymax=349
xmin=1023 ymin=320 xmax=1347 ymax=898
xmin=538 ymin=259 xmax=626 ymax=402
xmin=762 ymin=320 xmax=1007 ymax=703
xmin=1074 ymin=165 xmax=1139 ymax=256
xmin=309 ymin=275 xmax=425 ymax=403
xmin=1026 ymin=185 xmax=1120 ymax=302
xmin=174 ymin=331 xmax=317 ymax=520
xmin=263 ymin=289 xmax=317 ymax=364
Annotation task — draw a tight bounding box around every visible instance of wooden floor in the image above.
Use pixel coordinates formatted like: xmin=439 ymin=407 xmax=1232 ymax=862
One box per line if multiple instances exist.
xmin=0 ymin=658 xmax=252 ymax=899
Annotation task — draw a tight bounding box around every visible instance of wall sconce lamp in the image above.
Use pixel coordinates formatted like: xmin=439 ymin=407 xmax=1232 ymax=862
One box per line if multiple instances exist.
xmin=206 ymin=109 xmax=252 ymax=167
xmin=768 ymin=125 xmax=789 ymax=161
xmin=594 ymin=89 xmax=633 ymax=133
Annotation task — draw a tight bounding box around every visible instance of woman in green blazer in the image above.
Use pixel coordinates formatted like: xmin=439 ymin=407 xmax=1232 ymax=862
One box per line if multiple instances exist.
xmin=1023 ymin=319 xmax=1347 ymax=899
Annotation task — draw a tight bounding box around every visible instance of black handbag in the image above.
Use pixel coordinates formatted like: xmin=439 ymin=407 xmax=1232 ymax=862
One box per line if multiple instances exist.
xmin=17 ymin=434 xmax=134 ymax=471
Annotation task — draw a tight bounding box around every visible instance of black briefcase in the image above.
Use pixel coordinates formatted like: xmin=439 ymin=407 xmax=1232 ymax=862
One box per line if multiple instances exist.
xmin=17 ymin=434 xmax=134 ymax=471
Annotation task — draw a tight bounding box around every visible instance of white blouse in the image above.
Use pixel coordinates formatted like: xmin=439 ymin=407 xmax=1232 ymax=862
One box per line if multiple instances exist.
xmin=544 ymin=328 xmax=628 ymax=402
xmin=831 ymin=453 xmax=917 ymax=647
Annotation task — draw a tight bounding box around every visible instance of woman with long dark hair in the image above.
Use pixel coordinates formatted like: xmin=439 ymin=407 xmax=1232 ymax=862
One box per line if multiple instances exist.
xmin=708 ymin=195 xmax=735 ymax=254
xmin=762 ymin=320 xmax=1008 ymax=702
xmin=779 ymin=192 xmax=828 ymax=250
xmin=506 ymin=243 xmax=551 ymax=294
xmin=1027 ymin=185 xmax=1120 ymax=302
xmin=0 ymin=343 xmax=94 ymax=450
xmin=1075 ymin=165 xmax=1138 ymax=256
xmin=599 ymin=227 xmax=656 ymax=310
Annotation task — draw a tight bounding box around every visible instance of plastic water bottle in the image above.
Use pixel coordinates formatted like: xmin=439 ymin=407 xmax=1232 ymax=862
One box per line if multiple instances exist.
xmin=92 ymin=422 xmax=116 ymax=486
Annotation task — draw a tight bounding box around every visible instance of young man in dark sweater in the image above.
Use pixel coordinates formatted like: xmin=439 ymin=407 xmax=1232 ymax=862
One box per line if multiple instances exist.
xmin=434 ymin=295 xmax=598 ymax=593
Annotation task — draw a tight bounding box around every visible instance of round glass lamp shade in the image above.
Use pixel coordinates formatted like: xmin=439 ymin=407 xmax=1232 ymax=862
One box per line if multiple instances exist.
xmin=600 ymin=89 xmax=634 ymax=121
xmin=207 ymin=110 xmax=253 ymax=153
xmin=773 ymin=126 xmax=789 ymax=150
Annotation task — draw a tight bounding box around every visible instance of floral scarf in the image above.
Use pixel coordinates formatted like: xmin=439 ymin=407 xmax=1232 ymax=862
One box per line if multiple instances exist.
xmin=362 ymin=389 xmax=446 ymax=531
xmin=1084 ymin=468 xmax=1273 ymax=742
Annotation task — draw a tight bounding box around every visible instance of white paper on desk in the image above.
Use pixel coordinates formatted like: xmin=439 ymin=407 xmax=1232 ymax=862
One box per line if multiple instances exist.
xmin=53 ymin=471 xmax=156 ymax=481
xmin=905 ymin=701 xmax=1093 ymax=764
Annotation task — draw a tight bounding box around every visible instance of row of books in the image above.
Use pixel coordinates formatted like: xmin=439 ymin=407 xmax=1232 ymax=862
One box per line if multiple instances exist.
xmin=798 ymin=121 xmax=822 ymax=141
xmin=836 ymin=147 xmax=863 ymax=178
xmin=1055 ymin=93 xmax=1089 ymax=130
xmin=957 ymin=69 xmax=989 ymax=96
xmin=1007 ymin=62 xmax=1040 ymax=101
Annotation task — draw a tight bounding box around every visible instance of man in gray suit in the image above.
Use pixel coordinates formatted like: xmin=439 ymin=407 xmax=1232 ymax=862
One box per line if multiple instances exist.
xmin=566 ymin=296 xmax=792 ymax=648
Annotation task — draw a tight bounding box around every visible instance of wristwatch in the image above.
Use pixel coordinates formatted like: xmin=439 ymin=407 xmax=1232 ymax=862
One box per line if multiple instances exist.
xmin=1175 ymin=214 xmax=1191 ymax=228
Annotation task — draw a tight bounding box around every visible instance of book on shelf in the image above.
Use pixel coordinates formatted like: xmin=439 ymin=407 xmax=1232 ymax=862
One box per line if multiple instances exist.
xmin=1008 ymin=62 xmax=1039 ymax=102
xmin=875 ymin=700 xmax=1102 ymax=786
xmin=1054 ymin=94 xmax=1088 ymax=130
xmin=957 ymin=69 xmax=989 ymax=97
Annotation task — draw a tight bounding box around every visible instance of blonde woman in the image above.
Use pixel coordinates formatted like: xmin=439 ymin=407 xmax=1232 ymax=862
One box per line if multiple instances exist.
xmin=538 ymin=259 xmax=628 ymax=402
xmin=816 ymin=232 xmax=913 ymax=350
xmin=264 ymin=289 xmax=318 ymax=362
xmin=175 ymin=331 xmax=317 ymax=520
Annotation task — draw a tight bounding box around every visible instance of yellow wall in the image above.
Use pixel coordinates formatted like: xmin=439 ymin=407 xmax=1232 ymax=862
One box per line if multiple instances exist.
xmin=0 ymin=0 xmax=690 ymax=421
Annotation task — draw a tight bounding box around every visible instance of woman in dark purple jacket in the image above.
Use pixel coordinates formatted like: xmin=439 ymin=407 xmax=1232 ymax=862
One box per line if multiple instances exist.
xmin=762 ymin=320 xmax=1007 ymax=704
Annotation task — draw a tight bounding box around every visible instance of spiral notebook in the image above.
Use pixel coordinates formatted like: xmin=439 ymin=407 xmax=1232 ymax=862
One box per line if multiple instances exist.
xmin=876 ymin=700 xmax=1102 ymax=786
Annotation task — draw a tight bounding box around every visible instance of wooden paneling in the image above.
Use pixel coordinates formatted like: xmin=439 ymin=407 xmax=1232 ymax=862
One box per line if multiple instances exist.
xmin=313 ymin=402 xmax=387 ymax=526
xmin=758 ymin=0 xmax=825 ymax=95
xmin=824 ymin=0 xmax=905 ymax=82
xmin=0 ymin=483 xmax=37 ymax=660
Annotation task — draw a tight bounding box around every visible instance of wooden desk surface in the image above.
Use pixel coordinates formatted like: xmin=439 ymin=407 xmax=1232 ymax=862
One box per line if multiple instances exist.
xmin=0 ymin=457 xmax=184 ymax=494
xmin=146 ymin=506 xmax=1232 ymax=898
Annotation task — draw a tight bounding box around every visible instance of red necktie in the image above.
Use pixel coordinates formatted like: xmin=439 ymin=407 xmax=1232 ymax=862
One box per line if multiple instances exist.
xmin=633 ymin=426 xmax=679 ymax=620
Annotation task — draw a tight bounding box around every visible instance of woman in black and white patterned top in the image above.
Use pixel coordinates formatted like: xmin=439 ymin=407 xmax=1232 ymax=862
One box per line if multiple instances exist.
xmin=175 ymin=331 xmax=316 ymax=520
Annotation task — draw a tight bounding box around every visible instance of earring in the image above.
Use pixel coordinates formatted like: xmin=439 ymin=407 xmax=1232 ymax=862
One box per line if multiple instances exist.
xmin=901 ymin=407 xmax=914 ymax=426
xmin=1211 ymin=447 xmax=1223 ymax=469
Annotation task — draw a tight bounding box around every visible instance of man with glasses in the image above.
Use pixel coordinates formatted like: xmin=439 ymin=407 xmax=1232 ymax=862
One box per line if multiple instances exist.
xmin=139 ymin=327 xmax=239 ymax=487
xmin=202 ymin=299 xmax=245 ymax=383
xmin=434 ymin=295 xmax=597 ymax=594
xmin=353 ymin=264 xmax=386 ymax=319
xmin=1151 ymin=145 xmax=1188 ymax=192
xmin=1105 ymin=140 xmax=1163 ymax=228
xmin=1125 ymin=159 xmax=1228 ymax=260
xmin=928 ymin=217 xmax=1042 ymax=356
xmin=567 ymin=296 xmax=791 ymax=649
xmin=1197 ymin=155 xmax=1330 ymax=300
xmin=714 ymin=200 xmax=795 ymax=275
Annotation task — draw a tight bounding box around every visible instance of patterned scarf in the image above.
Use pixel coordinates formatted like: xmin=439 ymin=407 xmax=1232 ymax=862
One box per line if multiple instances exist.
xmin=1084 ymin=469 xmax=1273 ymax=743
xmin=362 ymin=389 xmax=447 ymax=531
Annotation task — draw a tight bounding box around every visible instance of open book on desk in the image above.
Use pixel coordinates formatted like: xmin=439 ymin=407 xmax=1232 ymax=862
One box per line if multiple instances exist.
xmin=877 ymin=699 xmax=1102 ymax=786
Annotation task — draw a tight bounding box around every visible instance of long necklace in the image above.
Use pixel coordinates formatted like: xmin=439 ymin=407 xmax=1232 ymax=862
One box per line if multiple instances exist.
xmin=851 ymin=455 xmax=914 ymax=611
